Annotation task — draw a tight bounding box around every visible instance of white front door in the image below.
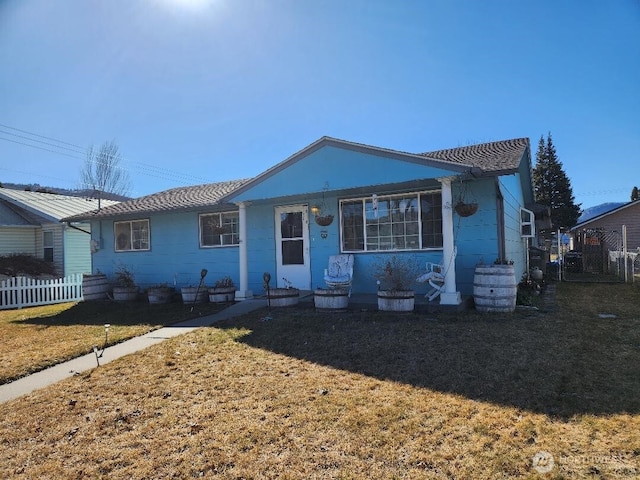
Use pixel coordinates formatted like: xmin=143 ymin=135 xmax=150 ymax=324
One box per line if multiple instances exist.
xmin=275 ymin=204 xmax=311 ymax=289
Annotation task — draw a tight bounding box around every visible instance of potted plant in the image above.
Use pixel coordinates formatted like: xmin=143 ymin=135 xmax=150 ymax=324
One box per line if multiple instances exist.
xmin=265 ymin=276 xmax=300 ymax=307
xmin=374 ymin=255 xmax=420 ymax=312
xmin=147 ymin=283 xmax=173 ymax=304
xmin=112 ymin=265 xmax=138 ymax=302
xmin=181 ymin=269 xmax=209 ymax=304
xmin=209 ymin=276 xmax=236 ymax=303
xmin=314 ymin=287 xmax=349 ymax=311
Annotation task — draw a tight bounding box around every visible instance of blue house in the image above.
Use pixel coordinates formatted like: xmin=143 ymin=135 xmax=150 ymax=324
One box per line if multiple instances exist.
xmin=63 ymin=137 xmax=535 ymax=305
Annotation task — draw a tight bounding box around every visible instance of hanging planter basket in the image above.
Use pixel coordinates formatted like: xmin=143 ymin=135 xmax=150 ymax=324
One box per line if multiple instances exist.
xmin=314 ymin=214 xmax=334 ymax=226
xmin=454 ymin=201 xmax=478 ymax=217
xmin=211 ymin=225 xmax=230 ymax=234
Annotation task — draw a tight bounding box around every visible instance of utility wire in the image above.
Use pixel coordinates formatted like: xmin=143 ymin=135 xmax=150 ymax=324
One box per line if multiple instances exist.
xmin=0 ymin=123 xmax=211 ymax=186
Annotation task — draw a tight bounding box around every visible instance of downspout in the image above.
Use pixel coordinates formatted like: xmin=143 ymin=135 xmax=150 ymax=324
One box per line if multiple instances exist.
xmin=66 ymin=222 xmax=91 ymax=235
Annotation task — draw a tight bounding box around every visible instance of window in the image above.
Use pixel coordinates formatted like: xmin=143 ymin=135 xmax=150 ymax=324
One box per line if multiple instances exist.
xmin=340 ymin=191 xmax=443 ymax=252
xmin=115 ymin=219 xmax=150 ymax=251
xmin=520 ymin=208 xmax=535 ymax=238
xmin=43 ymin=231 xmax=54 ymax=262
xmin=200 ymin=212 xmax=239 ymax=247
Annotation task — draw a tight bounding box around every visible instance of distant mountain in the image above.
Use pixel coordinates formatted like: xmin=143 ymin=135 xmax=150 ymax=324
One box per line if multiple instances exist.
xmin=577 ymin=202 xmax=626 ymax=224
xmin=0 ymin=183 xmax=130 ymax=201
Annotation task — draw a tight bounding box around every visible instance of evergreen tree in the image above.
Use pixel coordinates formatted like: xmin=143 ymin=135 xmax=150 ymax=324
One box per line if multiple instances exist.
xmin=533 ymin=133 xmax=581 ymax=230
xmin=631 ymin=186 xmax=639 ymax=201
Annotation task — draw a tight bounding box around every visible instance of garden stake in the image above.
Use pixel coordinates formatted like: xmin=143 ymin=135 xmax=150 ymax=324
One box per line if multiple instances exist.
xmin=190 ymin=269 xmax=208 ymax=313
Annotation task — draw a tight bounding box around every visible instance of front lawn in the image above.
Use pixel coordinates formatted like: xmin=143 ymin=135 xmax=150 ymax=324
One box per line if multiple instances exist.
xmin=0 ymin=282 xmax=638 ymax=478
xmin=0 ymin=299 xmax=228 ymax=384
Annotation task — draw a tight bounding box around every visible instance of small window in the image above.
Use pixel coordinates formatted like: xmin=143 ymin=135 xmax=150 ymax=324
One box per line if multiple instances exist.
xmin=43 ymin=231 xmax=54 ymax=262
xmin=200 ymin=212 xmax=239 ymax=247
xmin=115 ymin=219 xmax=150 ymax=251
xmin=521 ymin=208 xmax=535 ymax=238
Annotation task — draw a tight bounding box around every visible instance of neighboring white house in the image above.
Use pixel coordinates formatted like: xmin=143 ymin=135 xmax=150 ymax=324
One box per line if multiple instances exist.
xmin=0 ymin=188 xmax=119 ymax=276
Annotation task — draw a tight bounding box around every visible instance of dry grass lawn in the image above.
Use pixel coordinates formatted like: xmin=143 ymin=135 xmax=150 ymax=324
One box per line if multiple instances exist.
xmin=0 ymin=282 xmax=639 ymax=478
xmin=0 ymin=299 xmax=228 ymax=384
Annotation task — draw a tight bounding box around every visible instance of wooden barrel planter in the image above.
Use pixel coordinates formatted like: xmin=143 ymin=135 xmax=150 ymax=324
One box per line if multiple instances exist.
xmin=377 ymin=290 xmax=415 ymax=312
xmin=473 ymin=264 xmax=517 ymax=313
xmin=112 ymin=286 xmax=139 ymax=302
xmin=147 ymin=286 xmax=173 ymax=304
xmin=82 ymin=273 xmax=109 ymax=301
xmin=208 ymin=287 xmax=236 ymax=303
xmin=181 ymin=286 xmax=208 ymax=304
xmin=314 ymin=288 xmax=349 ymax=311
xmin=267 ymin=288 xmax=299 ymax=307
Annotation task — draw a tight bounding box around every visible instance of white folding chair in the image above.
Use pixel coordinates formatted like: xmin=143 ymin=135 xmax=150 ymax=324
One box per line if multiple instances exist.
xmin=416 ymin=262 xmax=445 ymax=301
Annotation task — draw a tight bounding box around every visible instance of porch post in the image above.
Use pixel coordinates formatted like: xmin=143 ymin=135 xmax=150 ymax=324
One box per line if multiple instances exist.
xmin=235 ymin=201 xmax=253 ymax=300
xmin=438 ymin=177 xmax=462 ymax=305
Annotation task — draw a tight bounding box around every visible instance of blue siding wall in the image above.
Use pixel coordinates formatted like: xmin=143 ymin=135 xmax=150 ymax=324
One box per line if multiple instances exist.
xmin=91 ymin=212 xmax=239 ymax=290
xmin=232 ymin=146 xmax=458 ymax=202
xmin=499 ymin=174 xmax=528 ymax=280
xmin=452 ymin=178 xmax=501 ymax=294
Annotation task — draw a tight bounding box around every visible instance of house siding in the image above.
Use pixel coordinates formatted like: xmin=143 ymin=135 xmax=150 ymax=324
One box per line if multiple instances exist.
xmin=0 ymin=227 xmax=38 ymax=256
xmin=232 ymin=146 xmax=457 ymax=202
xmin=499 ymin=174 xmax=529 ymax=280
xmin=63 ymin=223 xmax=92 ymax=276
xmin=573 ymin=203 xmax=640 ymax=251
xmin=92 ymin=211 xmax=240 ymax=289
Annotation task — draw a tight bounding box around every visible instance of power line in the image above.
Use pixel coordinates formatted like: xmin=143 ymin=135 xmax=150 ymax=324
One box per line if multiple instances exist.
xmin=0 ymin=122 xmax=212 ymax=187
xmin=0 ymin=123 xmax=85 ymax=149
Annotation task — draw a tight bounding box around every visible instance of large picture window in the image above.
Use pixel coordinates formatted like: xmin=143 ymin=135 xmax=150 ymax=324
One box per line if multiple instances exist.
xmin=114 ymin=219 xmax=150 ymax=252
xmin=200 ymin=212 xmax=239 ymax=247
xmin=340 ymin=191 xmax=442 ymax=252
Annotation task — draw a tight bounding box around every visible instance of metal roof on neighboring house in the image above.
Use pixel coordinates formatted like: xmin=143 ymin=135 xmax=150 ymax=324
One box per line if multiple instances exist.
xmin=62 ymin=179 xmax=251 ymax=221
xmin=0 ymin=188 xmax=120 ymax=224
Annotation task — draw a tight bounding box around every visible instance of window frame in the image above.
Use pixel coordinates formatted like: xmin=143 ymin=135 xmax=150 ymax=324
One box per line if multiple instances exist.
xmin=199 ymin=211 xmax=240 ymax=248
xmin=43 ymin=230 xmax=54 ymax=262
xmin=520 ymin=207 xmax=536 ymax=238
xmin=339 ymin=190 xmax=443 ymax=253
xmin=114 ymin=219 xmax=150 ymax=252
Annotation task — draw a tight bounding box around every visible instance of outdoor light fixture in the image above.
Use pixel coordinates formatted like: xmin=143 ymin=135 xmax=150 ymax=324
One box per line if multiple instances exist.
xmin=311 ymin=205 xmax=321 ymax=215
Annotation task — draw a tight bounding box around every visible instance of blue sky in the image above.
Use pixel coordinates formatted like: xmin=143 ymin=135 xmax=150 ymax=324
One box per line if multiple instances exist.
xmin=1 ymin=0 xmax=638 ymax=209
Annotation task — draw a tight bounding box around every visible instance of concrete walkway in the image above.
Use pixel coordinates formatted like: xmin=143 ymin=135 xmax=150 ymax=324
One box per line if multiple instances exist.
xmin=0 ymin=298 xmax=268 ymax=404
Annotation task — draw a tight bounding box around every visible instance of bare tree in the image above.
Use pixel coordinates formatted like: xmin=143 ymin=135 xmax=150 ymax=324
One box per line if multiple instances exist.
xmin=80 ymin=140 xmax=131 ymax=197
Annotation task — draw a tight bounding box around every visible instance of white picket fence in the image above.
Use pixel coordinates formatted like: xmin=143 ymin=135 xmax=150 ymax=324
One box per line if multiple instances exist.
xmin=0 ymin=274 xmax=84 ymax=310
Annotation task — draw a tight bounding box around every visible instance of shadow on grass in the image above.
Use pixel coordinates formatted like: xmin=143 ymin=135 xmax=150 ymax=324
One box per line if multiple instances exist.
xmin=9 ymin=299 xmax=230 ymax=327
xmin=217 ymin=303 xmax=640 ymax=418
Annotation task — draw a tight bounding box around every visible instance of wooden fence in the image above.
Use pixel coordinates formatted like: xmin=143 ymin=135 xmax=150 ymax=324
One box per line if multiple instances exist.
xmin=0 ymin=274 xmax=84 ymax=310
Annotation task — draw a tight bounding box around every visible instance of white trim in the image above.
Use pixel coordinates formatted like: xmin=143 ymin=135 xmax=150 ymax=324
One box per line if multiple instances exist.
xmin=520 ymin=207 xmax=535 ymax=238
xmin=235 ymin=202 xmax=252 ymax=300
xmin=198 ymin=211 xmax=240 ymax=248
xmin=438 ymin=177 xmax=461 ymax=305
xmin=114 ymin=219 xmax=150 ymax=252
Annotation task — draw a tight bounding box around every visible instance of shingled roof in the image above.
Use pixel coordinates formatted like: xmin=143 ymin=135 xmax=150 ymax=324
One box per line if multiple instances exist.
xmin=62 ymin=179 xmax=251 ymax=221
xmin=419 ymin=138 xmax=530 ymax=175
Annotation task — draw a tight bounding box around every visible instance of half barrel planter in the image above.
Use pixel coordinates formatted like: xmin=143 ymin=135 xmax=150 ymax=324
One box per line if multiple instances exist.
xmin=314 ymin=288 xmax=349 ymax=311
xmin=473 ymin=264 xmax=517 ymax=313
xmin=147 ymin=287 xmax=173 ymax=304
xmin=112 ymin=286 xmax=139 ymax=302
xmin=82 ymin=273 xmax=109 ymax=301
xmin=181 ymin=286 xmax=208 ymax=304
xmin=267 ymin=288 xmax=299 ymax=307
xmin=377 ymin=290 xmax=415 ymax=312
xmin=208 ymin=287 xmax=236 ymax=303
